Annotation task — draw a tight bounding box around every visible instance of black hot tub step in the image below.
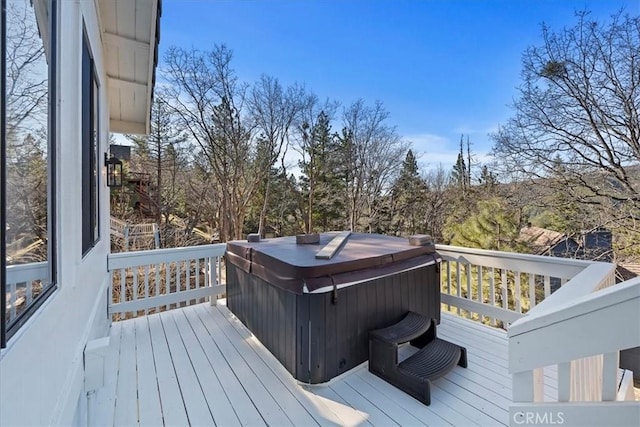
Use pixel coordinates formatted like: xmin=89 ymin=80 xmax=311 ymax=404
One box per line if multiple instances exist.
xmin=369 ymin=311 xmax=432 ymax=345
xmin=368 ymin=312 xmax=467 ymax=405
xmin=399 ymin=337 xmax=468 ymax=381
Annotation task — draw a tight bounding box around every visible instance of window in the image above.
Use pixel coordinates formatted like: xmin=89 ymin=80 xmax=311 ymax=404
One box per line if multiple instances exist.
xmin=81 ymin=28 xmax=99 ymax=256
xmin=1 ymin=0 xmax=57 ymax=347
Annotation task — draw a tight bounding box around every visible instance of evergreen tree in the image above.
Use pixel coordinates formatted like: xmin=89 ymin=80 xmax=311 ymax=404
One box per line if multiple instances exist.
xmin=478 ymin=165 xmax=497 ymax=190
xmin=391 ymin=150 xmax=427 ymax=236
xmin=444 ymin=198 xmax=527 ymax=252
xmin=298 ymin=112 xmax=345 ymax=232
xmin=451 ymin=136 xmax=471 ymax=195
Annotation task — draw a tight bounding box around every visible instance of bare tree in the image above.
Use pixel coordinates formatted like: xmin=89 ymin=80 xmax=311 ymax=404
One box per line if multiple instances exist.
xmin=341 ymin=99 xmax=407 ymax=232
xmin=5 ymin=0 xmax=47 ymax=139
xmin=5 ymin=0 xmax=49 ymax=263
xmin=163 ymin=45 xmax=258 ymax=241
xmin=421 ymin=165 xmax=452 ymax=242
xmin=491 ymin=11 xmax=640 ymax=230
xmin=247 ymin=75 xmax=306 ymax=237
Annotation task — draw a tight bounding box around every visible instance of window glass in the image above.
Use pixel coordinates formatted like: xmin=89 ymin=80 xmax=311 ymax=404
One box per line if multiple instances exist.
xmin=2 ymin=0 xmax=56 ymax=345
xmin=81 ymin=28 xmax=99 ymax=255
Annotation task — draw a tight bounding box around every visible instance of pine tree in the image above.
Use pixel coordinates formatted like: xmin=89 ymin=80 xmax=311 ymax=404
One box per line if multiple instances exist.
xmin=298 ymin=112 xmax=345 ymax=232
xmin=391 ymin=150 xmax=426 ymax=236
xmin=451 ymin=136 xmax=471 ymax=196
xmin=445 ymin=198 xmax=526 ymax=252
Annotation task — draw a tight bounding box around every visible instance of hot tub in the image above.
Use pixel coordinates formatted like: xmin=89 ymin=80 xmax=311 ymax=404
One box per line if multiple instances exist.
xmin=225 ymin=232 xmax=441 ymax=383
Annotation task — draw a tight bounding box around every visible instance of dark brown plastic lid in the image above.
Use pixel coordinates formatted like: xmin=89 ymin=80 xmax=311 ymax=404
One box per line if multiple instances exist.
xmin=226 ymin=232 xmax=440 ymax=294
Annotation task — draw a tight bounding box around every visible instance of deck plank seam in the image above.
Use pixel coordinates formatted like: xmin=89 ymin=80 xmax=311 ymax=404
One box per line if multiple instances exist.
xmin=434 ymin=376 xmax=508 ymax=425
xmin=139 ymin=316 xmax=164 ymax=427
xmin=158 ymin=312 xmax=193 ymax=426
xmin=327 ymin=379 xmax=400 ymax=426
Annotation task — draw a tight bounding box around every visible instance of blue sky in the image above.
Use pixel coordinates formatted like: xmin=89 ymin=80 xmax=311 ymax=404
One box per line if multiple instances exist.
xmin=158 ymin=0 xmax=636 ymax=171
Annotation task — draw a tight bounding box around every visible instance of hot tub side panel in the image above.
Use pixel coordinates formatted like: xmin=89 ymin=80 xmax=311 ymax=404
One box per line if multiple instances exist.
xmin=226 ymin=263 xmax=298 ymax=378
xmin=227 ymin=262 xmax=440 ymax=384
xmin=306 ymin=265 xmax=440 ymax=383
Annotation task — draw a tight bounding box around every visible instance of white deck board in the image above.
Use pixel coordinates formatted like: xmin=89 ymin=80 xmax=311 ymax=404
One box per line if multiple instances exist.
xmin=113 ymin=317 xmax=138 ymax=426
xmin=202 ymin=304 xmax=322 ymax=426
xmin=159 ymin=310 xmax=216 ymax=426
xmin=96 ymin=303 xmax=546 ymax=426
xmin=147 ymin=313 xmax=190 ymax=426
xmin=341 ymin=374 xmax=426 ymax=426
xmin=170 ymin=308 xmax=242 ymax=426
xmin=93 ymin=320 xmax=121 ymax=426
xmin=134 ymin=317 xmax=163 ymax=427
xmin=328 ymin=379 xmax=401 ymax=426
xmin=191 ymin=305 xmax=293 ymax=426
xmin=185 ymin=305 xmax=266 ymax=426
xmin=355 ymin=369 xmax=464 ymax=426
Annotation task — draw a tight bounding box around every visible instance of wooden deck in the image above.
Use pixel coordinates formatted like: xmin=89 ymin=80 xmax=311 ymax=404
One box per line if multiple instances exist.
xmin=93 ymin=302 xmax=557 ymax=426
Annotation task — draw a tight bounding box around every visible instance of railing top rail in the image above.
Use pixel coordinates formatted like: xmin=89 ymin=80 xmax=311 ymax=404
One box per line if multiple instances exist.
xmin=508 ymin=261 xmax=618 ymax=337
xmin=435 ymin=244 xmax=590 ymax=278
xmin=435 ymin=244 xmax=592 ymax=267
xmin=6 ymin=262 xmax=49 ymax=283
xmin=509 ymin=277 xmax=640 ymax=372
xmin=511 ymin=272 xmax=637 ymax=337
xmin=108 ymin=243 xmax=226 ymax=270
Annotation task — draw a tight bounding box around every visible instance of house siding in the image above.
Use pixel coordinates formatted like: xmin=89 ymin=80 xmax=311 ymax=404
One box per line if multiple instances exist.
xmin=0 ymin=1 xmax=112 ymax=425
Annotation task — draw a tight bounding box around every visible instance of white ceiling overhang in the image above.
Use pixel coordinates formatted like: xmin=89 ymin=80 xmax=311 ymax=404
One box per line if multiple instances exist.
xmin=99 ymin=0 xmax=161 ymax=135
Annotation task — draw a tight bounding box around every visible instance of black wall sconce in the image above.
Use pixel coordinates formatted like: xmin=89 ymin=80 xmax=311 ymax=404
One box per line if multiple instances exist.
xmin=105 ymin=153 xmax=123 ymax=187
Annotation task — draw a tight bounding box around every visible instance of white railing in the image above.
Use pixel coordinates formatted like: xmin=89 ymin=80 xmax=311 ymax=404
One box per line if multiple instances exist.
xmin=110 ymin=216 xmax=160 ymax=250
xmin=107 ymin=244 xmax=226 ymax=319
xmin=508 ymin=268 xmax=639 ymax=425
xmin=5 ymin=262 xmax=49 ymax=324
xmin=435 ymin=245 xmax=638 ymax=425
xmin=435 ymin=245 xmax=590 ymax=327
xmin=109 ymin=216 xmax=127 ymax=237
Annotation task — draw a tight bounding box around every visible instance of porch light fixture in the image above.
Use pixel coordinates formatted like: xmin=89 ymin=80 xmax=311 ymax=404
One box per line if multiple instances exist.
xmin=104 ymin=153 xmax=123 ymax=187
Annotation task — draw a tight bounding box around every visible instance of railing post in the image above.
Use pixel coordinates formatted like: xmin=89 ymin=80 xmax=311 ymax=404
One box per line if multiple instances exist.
xmin=208 ymin=256 xmax=216 ymax=306
xmin=513 ymin=368 xmax=544 ymax=403
xmin=515 ymin=272 xmax=522 ymax=313
xmin=124 ymin=225 xmax=129 ymax=251
xmin=456 ymin=262 xmax=461 ymax=315
xmin=466 ymin=263 xmax=472 ymax=319
xmin=153 ymin=223 xmax=160 ymax=249
xmin=528 ymin=274 xmax=536 ymax=309
xmin=513 ymin=370 xmax=534 ymax=402
xmin=489 ymin=267 xmax=496 ymax=326
xmin=501 ymin=269 xmax=508 ymax=311
xmin=558 ymin=361 xmax=571 ymax=401
xmin=602 ymin=351 xmax=619 ymax=401
xmin=445 ymin=261 xmax=451 ymax=310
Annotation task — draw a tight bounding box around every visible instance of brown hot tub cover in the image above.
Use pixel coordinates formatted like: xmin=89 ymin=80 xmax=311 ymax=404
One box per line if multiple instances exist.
xmin=225 ymin=232 xmax=440 ymax=294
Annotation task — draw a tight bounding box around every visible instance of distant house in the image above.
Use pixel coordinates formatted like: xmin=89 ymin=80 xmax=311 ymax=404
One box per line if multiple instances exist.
xmin=520 ymin=224 xmax=614 ymax=263
xmin=519 ymin=224 xmax=637 ymax=290
xmin=617 ymin=263 xmax=640 ymax=282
